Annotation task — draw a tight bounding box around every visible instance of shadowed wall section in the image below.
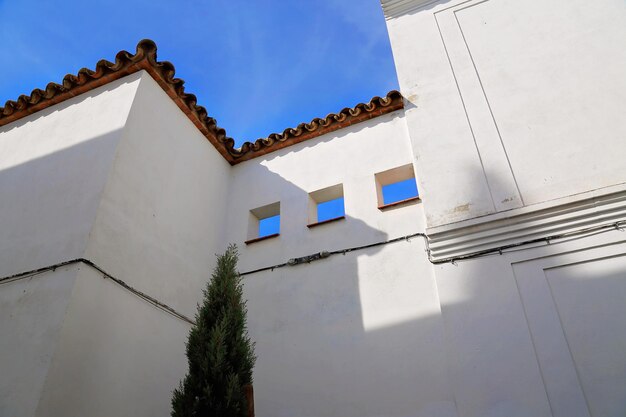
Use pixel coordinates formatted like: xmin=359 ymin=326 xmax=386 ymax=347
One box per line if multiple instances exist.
xmin=227 ymin=111 xmax=456 ymax=417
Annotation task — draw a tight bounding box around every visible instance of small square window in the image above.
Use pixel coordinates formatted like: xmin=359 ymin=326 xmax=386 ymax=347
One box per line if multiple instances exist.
xmin=308 ymin=184 xmax=345 ymax=228
xmin=246 ymin=202 xmax=280 ymax=244
xmin=375 ymin=164 xmax=419 ymax=209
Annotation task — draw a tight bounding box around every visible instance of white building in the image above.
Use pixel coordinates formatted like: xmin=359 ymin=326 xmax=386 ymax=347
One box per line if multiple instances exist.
xmin=1 ymin=0 xmax=626 ymax=416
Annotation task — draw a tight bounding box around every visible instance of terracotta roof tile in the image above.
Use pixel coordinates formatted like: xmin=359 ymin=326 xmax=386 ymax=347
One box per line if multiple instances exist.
xmin=234 ymin=90 xmax=403 ymax=163
xmin=0 ymin=40 xmax=403 ymax=164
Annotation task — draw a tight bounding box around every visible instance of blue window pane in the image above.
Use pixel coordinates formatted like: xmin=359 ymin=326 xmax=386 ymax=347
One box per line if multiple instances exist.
xmin=259 ymin=215 xmax=280 ymax=237
xmin=382 ymin=178 xmax=418 ymax=205
xmin=317 ymin=197 xmax=345 ymax=222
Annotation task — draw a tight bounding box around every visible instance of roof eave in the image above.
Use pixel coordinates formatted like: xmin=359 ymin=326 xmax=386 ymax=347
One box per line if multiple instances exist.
xmin=0 ymin=40 xmax=404 ymax=165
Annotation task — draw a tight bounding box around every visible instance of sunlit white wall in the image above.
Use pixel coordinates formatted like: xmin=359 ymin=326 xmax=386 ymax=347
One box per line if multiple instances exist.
xmin=227 ymin=111 xmax=456 ymax=417
xmin=385 ymin=0 xmax=626 ymax=228
xmin=384 ymin=1 xmax=626 ymax=416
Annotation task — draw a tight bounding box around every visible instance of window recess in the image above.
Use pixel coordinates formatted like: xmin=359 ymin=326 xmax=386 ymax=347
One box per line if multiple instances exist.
xmin=375 ymin=164 xmax=420 ymax=210
xmin=246 ymin=202 xmax=280 ymax=244
xmin=307 ymin=184 xmax=345 ymax=228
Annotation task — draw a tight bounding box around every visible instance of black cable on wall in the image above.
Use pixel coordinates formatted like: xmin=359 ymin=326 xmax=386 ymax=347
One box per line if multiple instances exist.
xmin=1 ymin=220 xmax=624 ymax=318
xmin=0 ymin=258 xmax=195 ymax=325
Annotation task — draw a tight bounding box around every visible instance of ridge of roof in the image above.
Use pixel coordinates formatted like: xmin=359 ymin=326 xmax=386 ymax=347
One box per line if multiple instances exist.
xmin=0 ymin=40 xmax=404 ymax=165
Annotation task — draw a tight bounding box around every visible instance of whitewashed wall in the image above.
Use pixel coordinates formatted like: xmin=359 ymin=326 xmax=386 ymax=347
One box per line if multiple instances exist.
xmin=33 ymin=265 xmax=191 ymax=417
xmin=84 ymin=72 xmax=232 ymax=318
xmin=227 ymin=112 xmax=456 ymax=417
xmin=0 ymin=71 xmax=232 ymax=417
xmin=383 ymin=1 xmax=626 ymax=416
xmin=432 ymin=227 xmax=626 ymax=417
xmin=384 ymin=0 xmax=626 ymax=228
xmin=0 ymin=265 xmax=80 ymax=417
xmin=5 ymin=1 xmax=626 ymax=413
xmin=0 ymin=74 xmax=140 ymax=277
xmin=0 ymin=75 xmax=141 ymax=416
xmin=49 ymin=72 xmax=230 ymax=417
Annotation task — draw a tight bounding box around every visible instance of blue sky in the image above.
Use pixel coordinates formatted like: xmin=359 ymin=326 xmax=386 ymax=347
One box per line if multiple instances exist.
xmin=0 ymin=0 xmax=398 ymax=147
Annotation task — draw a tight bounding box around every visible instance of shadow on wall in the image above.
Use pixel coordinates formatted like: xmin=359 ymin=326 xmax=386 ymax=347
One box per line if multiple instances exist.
xmin=4 ymin=82 xmax=625 ymax=417
xmin=0 ymin=77 xmax=211 ymax=417
xmin=422 ymin=168 xmax=626 ymax=417
xmin=236 ymin=162 xmax=456 ymax=417
xmin=238 ymin=159 xmax=626 ymax=417
xmin=0 ymin=77 xmax=147 ymax=278
xmin=0 ymin=111 xmax=127 ymax=416
xmin=0 ymin=131 xmax=124 ymax=277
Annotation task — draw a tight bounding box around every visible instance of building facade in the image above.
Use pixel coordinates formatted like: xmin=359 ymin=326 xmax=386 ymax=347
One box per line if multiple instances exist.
xmin=1 ymin=1 xmax=625 ymax=416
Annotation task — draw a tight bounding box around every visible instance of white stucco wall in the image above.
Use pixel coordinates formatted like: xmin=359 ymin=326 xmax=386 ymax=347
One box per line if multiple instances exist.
xmin=432 ymin=227 xmax=626 ymax=417
xmin=4 ymin=2 xmax=626 ymax=413
xmin=84 ymin=71 xmax=232 ymax=317
xmin=0 ymin=74 xmax=141 ymax=276
xmin=227 ymin=112 xmax=456 ymax=417
xmin=382 ymin=2 xmax=626 ymax=416
xmin=385 ymin=0 xmax=626 ymax=228
xmin=0 ymin=75 xmax=141 ymax=415
xmin=0 ymin=266 xmax=79 ymax=417
xmin=51 ymin=71 xmax=230 ymax=416
xmin=33 ymin=265 xmax=191 ymax=417
xmin=0 ymin=71 xmax=232 ymax=416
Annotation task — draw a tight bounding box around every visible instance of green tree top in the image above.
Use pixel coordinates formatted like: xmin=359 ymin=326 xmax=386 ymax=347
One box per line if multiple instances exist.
xmin=172 ymin=244 xmax=256 ymax=417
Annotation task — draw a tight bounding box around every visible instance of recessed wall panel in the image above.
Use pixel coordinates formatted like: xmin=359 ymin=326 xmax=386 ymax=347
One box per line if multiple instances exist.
xmin=456 ymin=0 xmax=626 ymax=204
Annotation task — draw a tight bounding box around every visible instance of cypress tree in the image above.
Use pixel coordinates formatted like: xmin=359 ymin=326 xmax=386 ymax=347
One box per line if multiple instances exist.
xmin=172 ymin=244 xmax=256 ymax=417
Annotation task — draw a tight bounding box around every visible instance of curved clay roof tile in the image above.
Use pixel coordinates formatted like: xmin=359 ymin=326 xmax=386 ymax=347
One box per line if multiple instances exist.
xmin=0 ymin=39 xmax=403 ymax=164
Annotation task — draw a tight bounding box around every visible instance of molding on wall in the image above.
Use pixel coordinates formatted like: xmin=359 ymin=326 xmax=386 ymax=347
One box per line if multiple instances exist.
xmin=511 ymin=243 xmax=626 ymax=417
xmin=381 ymin=0 xmax=442 ymax=19
xmin=427 ymin=186 xmax=626 ymax=261
xmin=433 ymin=0 xmax=524 ymax=212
